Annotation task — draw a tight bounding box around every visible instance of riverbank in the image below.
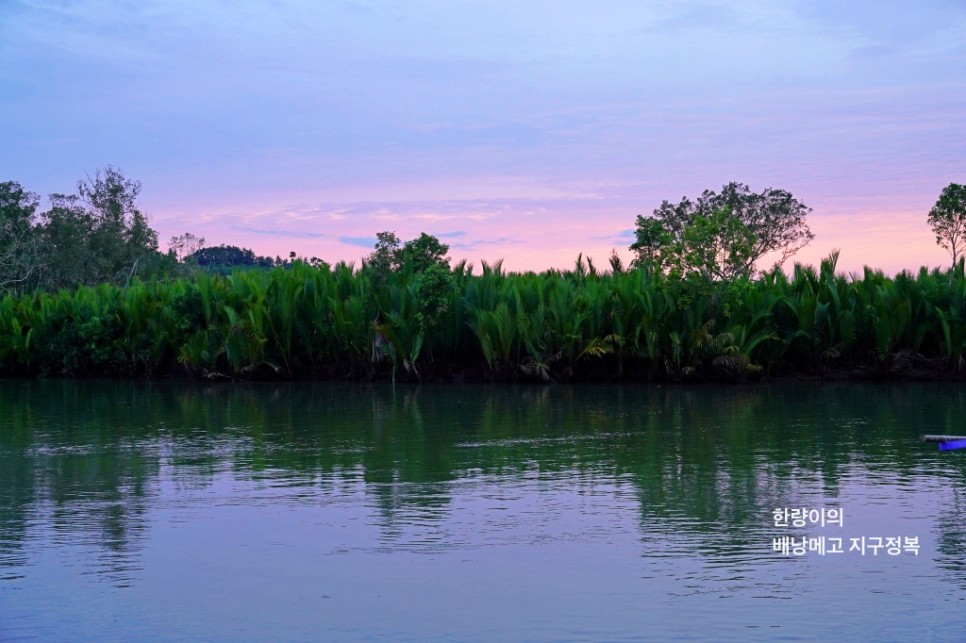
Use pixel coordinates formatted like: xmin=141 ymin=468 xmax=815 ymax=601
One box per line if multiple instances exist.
xmin=2 ymin=256 xmax=966 ymax=382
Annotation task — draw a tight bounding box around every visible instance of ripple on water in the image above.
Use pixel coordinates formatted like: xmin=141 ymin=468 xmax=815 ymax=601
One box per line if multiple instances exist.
xmin=2 ymin=382 xmax=966 ymax=640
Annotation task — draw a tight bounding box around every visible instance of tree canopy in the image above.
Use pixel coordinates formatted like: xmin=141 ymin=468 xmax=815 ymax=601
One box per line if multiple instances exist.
xmin=0 ymin=181 xmax=41 ymax=290
xmin=185 ymin=244 xmax=276 ymax=273
xmin=0 ymin=167 xmax=173 ymax=294
xmin=0 ymin=169 xmax=338 ymax=295
xmin=630 ymin=182 xmax=814 ymax=280
xmin=364 ymin=231 xmax=451 ymax=276
xmin=927 ymin=183 xmax=966 ymax=268
xmin=363 ymin=232 xmax=456 ymax=377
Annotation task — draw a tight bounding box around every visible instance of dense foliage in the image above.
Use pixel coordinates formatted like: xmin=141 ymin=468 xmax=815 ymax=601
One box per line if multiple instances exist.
xmin=0 ymin=169 xmax=170 ymax=294
xmin=1 ymin=252 xmax=965 ymax=382
xmin=0 ymin=170 xmax=320 ymax=296
xmin=630 ymin=182 xmax=814 ymax=279
xmin=186 ymin=244 xmax=279 ymax=273
xmin=4 ymin=171 xmax=965 ymax=383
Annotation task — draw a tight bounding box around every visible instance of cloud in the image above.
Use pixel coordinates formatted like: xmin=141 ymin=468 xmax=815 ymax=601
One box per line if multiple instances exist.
xmin=339 ymin=235 xmax=377 ymax=248
xmin=588 ymin=228 xmax=636 ymax=245
xmin=234 ymin=226 xmax=326 ymax=239
xmin=451 ymin=236 xmax=522 ymax=251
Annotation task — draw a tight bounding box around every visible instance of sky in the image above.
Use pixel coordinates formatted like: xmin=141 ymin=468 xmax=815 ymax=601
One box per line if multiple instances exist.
xmin=1 ymin=0 xmax=964 ymax=274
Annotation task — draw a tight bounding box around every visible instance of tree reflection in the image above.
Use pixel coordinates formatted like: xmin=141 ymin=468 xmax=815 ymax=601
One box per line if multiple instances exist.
xmin=1 ymin=380 xmax=965 ymax=586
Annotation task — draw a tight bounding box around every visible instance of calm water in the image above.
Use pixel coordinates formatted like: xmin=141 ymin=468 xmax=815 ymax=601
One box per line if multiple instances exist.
xmin=1 ymin=381 xmax=965 ymax=641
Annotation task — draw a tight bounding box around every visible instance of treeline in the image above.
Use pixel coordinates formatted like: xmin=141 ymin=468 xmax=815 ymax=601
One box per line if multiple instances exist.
xmin=3 ymin=170 xmax=966 ymax=382
xmin=1 ymin=252 xmax=966 ymax=381
xmin=0 ymin=169 xmax=317 ymax=295
xmin=0 ymin=169 xmax=166 ymax=293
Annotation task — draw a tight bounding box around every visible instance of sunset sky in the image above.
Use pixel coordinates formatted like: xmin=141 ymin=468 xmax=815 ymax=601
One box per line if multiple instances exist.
xmin=2 ymin=0 xmax=964 ymax=274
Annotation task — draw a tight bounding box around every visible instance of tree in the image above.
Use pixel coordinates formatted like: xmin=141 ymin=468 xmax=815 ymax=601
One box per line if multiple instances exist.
xmin=36 ymin=193 xmax=97 ymax=289
xmin=364 ymin=231 xmax=451 ymax=284
xmin=364 ymin=231 xmax=450 ymax=274
xmin=168 ymin=232 xmax=206 ymax=263
xmin=77 ymin=166 xmax=159 ymax=281
xmin=0 ymin=169 xmax=171 ymax=292
xmin=629 ymin=216 xmax=673 ymax=275
xmin=185 ymin=245 xmax=276 ymax=273
xmin=927 ymin=183 xmax=966 ymax=268
xmin=397 ymin=233 xmax=450 ymax=273
xmin=0 ymin=181 xmax=42 ymax=292
xmin=678 ymin=207 xmax=758 ymax=281
xmin=711 ymin=182 xmax=813 ymax=269
xmin=630 ymin=182 xmax=814 ymax=279
xmin=365 ymin=232 xmax=455 ymax=368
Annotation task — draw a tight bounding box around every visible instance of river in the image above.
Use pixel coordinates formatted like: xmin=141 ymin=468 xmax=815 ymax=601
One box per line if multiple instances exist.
xmin=1 ymin=381 xmax=964 ymax=640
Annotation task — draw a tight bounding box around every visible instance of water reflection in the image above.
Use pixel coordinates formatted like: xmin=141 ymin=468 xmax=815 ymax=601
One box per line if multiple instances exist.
xmin=1 ymin=381 xmax=966 ymax=636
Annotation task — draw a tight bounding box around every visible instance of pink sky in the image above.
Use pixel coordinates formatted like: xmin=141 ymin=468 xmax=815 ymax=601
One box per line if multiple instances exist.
xmin=145 ymin=180 xmax=956 ymax=277
xmin=2 ymin=1 xmax=963 ymax=276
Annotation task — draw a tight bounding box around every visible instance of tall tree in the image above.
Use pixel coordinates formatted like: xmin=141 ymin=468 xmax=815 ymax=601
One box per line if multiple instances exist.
xmin=37 ymin=194 xmax=97 ymax=289
xmin=397 ymin=233 xmax=450 ymax=273
xmin=710 ymin=182 xmax=813 ymax=269
xmin=0 ymin=181 xmax=41 ymax=293
xmin=364 ymin=231 xmax=402 ymax=288
xmin=168 ymin=233 xmax=207 ymax=263
xmin=365 ymin=231 xmax=455 ymax=342
xmin=677 ymin=207 xmax=758 ymax=281
xmin=927 ymin=183 xmax=966 ymax=268
xmin=630 ymin=182 xmax=814 ymax=279
xmin=629 ymin=216 xmax=674 ymax=275
xmin=77 ymin=166 xmax=158 ymax=282
xmin=1 ymin=170 xmax=171 ymax=292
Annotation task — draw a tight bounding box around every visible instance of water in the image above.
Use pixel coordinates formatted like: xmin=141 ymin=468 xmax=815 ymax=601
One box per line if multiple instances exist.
xmin=1 ymin=381 xmax=964 ymax=641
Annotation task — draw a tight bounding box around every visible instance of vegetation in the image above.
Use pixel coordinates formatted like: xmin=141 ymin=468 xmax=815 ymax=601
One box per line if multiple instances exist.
xmin=0 ymin=169 xmax=331 ymax=300
xmin=2 ymin=171 xmax=965 ymax=383
xmin=0 ymin=181 xmax=41 ymax=291
xmin=186 ymin=244 xmax=278 ymax=273
xmin=0 ymin=168 xmax=174 ymax=295
xmin=362 ymin=231 xmax=458 ymax=379
xmin=0 ymin=248 xmax=965 ymax=381
xmin=630 ymin=182 xmax=814 ymax=279
xmin=928 ymin=183 xmax=966 ymax=268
